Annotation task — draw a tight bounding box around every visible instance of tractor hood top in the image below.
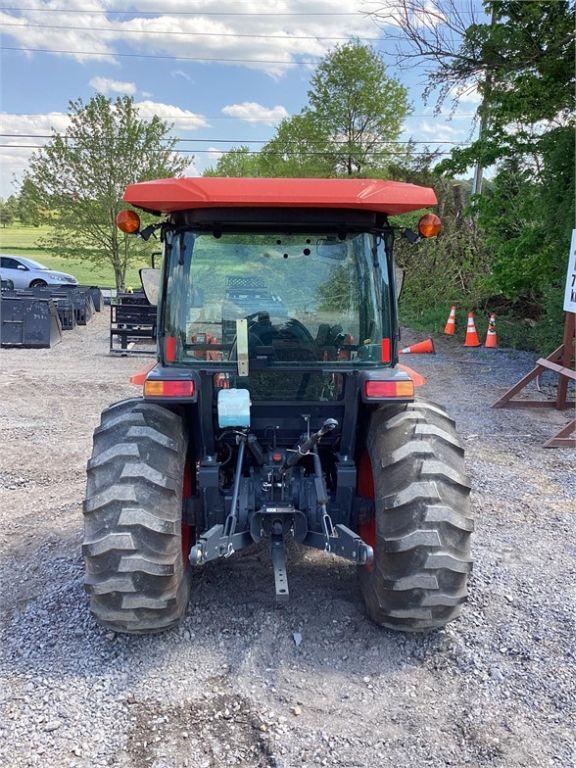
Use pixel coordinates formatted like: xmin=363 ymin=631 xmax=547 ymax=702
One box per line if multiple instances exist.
xmin=123 ymin=177 xmax=437 ymax=216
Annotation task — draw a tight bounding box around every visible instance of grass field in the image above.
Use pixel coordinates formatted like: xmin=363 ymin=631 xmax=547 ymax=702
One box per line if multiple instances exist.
xmin=0 ymin=224 xmax=148 ymax=287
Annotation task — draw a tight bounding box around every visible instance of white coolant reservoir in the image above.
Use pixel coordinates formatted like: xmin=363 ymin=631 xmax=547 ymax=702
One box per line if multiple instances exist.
xmin=217 ymin=388 xmax=251 ymax=428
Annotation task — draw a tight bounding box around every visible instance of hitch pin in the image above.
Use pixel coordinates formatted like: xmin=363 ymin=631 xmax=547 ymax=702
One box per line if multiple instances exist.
xmin=321 ymin=507 xmax=336 ymax=552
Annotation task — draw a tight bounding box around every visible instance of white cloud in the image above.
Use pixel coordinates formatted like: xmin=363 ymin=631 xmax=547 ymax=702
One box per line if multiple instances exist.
xmin=0 ymin=104 xmax=207 ymax=195
xmin=89 ymin=76 xmax=137 ymax=95
xmin=134 ymin=101 xmax=208 ymax=130
xmin=414 ymin=117 xmax=469 ymax=143
xmin=0 ymin=111 xmax=72 ymax=195
xmin=207 ymin=146 xmax=224 ymax=161
xmin=0 ymin=111 xmax=71 ymax=135
xmin=171 ymin=69 xmax=192 ymax=82
xmin=418 ymin=121 xmax=464 ymax=137
xmin=0 ymin=0 xmax=384 ymax=77
xmin=449 ymin=85 xmax=482 ymax=105
xmin=221 ymin=102 xmax=289 ymax=125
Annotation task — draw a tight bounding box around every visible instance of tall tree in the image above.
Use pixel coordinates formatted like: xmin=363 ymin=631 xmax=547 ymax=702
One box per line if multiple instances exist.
xmin=26 ymin=95 xmax=187 ymax=289
xmin=305 ymin=41 xmax=410 ymax=175
xmin=17 ymin=178 xmax=42 ymax=226
xmin=208 ymin=42 xmax=410 ymax=178
xmin=0 ymin=195 xmax=18 ymax=227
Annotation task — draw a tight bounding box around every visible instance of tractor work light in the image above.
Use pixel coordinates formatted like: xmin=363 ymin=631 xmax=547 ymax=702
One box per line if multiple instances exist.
xmin=418 ymin=213 xmax=442 ymax=238
xmin=364 ymin=380 xmax=414 ymax=399
xmin=116 ymin=209 xmax=141 ymax=234
xmin=143 ymin=380 xmax=195 ymax=398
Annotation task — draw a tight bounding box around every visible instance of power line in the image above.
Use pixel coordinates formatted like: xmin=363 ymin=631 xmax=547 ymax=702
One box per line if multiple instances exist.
xmin=0 ymin=143 xmax=453 ymax=156
xmin=0 ymin=113 xmax=478 ymax=120
xmin=0 ymin=21 xmax=381 ymax=42
xmin=0 ymin=133 xmax=472 ymax=145
xmin=0 ymin=6 xmax=365 ymax=16
xmin=0 ymin=44 xmax=317 ymax=65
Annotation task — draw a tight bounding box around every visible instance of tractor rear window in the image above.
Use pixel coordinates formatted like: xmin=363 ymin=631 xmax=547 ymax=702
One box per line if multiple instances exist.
xmin=163 ymin=230 xmax=391 ymax=369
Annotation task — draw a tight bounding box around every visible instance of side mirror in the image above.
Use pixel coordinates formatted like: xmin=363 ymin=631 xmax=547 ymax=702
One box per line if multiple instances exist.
xmin=17 ymin=264 xmax=28 ymax=271
xmin=139 ymin=268 xmax=161 ymax=306
xmin=394 ymin=266 xmax=405 ymax=298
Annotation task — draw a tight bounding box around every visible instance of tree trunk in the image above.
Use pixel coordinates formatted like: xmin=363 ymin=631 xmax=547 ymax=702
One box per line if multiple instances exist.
xmin=113 ymin=261 xmax=124 ymax=292
xmin=111 ymin=226 xmax=125 ymax=292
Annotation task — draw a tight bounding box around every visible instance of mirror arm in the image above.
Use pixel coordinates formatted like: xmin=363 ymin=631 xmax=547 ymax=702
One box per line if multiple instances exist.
xmin=138 ymin=223 xmax=162 ymax=242
xmin=402 ymin=228 xmax=420 ymax=245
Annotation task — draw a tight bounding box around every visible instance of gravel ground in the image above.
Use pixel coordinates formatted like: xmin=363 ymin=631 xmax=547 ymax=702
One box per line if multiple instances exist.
xmin=0 ymin=314 xmax=574 ymax=768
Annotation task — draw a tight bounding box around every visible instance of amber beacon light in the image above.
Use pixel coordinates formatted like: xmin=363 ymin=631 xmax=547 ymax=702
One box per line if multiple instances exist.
xmin=418 ymin=213 xmax=442 ymax=238
xmin=116 ymin=209 xmax=141 ymax=234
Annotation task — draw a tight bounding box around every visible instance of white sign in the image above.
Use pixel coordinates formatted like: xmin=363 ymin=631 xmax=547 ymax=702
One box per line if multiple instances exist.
xmin=564 ymin=229 xmax=576 ymax=314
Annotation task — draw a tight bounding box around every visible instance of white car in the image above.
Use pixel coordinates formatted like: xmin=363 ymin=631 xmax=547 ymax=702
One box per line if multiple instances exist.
xmin=0 ymin=254 xmax=78 ymax=289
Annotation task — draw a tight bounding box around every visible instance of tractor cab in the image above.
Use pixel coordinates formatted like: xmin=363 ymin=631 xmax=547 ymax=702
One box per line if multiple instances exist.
xmin=83 ymin=178 xmax=471 ymax=635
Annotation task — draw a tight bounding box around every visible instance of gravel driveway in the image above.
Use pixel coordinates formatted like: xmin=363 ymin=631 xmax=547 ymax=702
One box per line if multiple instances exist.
xmin=0 ymin=314 xmax=574 ymax=768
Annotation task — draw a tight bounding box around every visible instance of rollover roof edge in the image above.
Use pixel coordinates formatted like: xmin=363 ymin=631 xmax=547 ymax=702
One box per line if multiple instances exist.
xmin=123 ymin=177 xmax=437 ymax=216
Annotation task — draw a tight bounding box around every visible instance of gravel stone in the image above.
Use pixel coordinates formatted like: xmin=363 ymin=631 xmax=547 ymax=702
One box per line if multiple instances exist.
xmin=0 ymin=317 xmax=574 ymax=767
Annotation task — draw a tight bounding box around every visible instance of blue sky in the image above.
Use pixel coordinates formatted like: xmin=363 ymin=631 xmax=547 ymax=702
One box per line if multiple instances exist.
xmin=0 ymin=1 xmax=486 ymax=197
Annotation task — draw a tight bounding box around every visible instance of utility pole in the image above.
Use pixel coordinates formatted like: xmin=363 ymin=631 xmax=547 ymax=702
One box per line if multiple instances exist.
xmin=472 ymin=5 xmax=497 ymax=196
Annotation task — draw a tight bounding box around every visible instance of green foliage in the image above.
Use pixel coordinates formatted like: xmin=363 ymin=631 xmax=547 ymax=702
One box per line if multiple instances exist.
xmin=399 ymin=0 xmax=574 ymax=351
xmin=16 ymin=178 xmax=41 ymax=226
xmin=25 ymin=94 xmax=188 ymax=290
xmin=208 ymin=42 xmax=410 ymax=178
xmin=0 ymin=196 xmax=18 ymax=227
xmin=258 ymin=113 xmax=335 ymax=177
xmin=437 ymin=1 xmax=575 ymax=306
xmin=306 ymin=41 xmax=410 ymax=175
xmin=203 ymin=146 xmax=260 ymax=177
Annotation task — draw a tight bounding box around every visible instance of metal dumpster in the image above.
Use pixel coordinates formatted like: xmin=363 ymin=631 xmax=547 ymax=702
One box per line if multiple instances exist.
xmin=0 ymin=296 xmax=63 ymax=348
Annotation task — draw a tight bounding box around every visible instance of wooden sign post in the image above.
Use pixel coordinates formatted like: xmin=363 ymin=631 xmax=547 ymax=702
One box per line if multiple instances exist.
xmin=493 ymin=231 xmax=576 ymax=448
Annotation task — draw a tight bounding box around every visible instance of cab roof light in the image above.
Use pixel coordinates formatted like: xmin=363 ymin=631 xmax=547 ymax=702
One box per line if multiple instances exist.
xmin=116 ymin=209 xmax=141 ymax=234
xmin=418 ymin=213 xmax=442 ymax=238
xmin=364 ymin=380 xmax=414 ymax=399
xmin=144 ymin=380 xmax=195 ymax=398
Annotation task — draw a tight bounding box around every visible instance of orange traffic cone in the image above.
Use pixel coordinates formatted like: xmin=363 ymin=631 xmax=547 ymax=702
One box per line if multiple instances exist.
xmin=444 ymin=305 xmax=457 ymax=335
xmin=400 ymin=338 xmax=435 ymax=354
xmin=464 ymin=312 xmax=481 ymax=347
xmin=398 ymin=364 xmax=427 ymax=387
xmin=484 ymin=313 xmax=498 ymax=348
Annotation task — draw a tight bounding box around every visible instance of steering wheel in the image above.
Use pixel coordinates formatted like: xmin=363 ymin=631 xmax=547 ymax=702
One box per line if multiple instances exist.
xmin=246 ymin=315 xmax=318 ymax=359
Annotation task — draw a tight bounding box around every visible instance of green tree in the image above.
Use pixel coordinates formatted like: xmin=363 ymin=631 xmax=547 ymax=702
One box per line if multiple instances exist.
xmin=438 ymin=1 xmax=575 ymax=303
xmin=26 ymin=94 xmax=188 ymax=289
xmin=17 ymin=178 xmax=42 ymax=226
xmin=203 ymin=146 xmax=260 ymax=177
xmin=305 ymin=41 xmax=410 ymax=175
xmin=258 ymin=113 xmax=335 ymax=177
xmin=374 ymin=0 xmax=574 ymax=348
xmin=0 ymin=196 xmax=18 ymax=227
xmin=208 ymin=42 xmax=410 ymax=178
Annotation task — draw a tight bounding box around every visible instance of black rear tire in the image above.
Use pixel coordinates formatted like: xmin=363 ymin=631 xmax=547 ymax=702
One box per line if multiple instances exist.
xmin=359 ymin=399 xmax=473 ymax=631
xmin=83 ymin=398 xmax=191 ymax=633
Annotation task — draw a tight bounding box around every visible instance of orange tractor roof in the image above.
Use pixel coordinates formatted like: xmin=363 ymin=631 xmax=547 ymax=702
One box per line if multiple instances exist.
xmin=123 ymin=177 xmax=437 ymax=216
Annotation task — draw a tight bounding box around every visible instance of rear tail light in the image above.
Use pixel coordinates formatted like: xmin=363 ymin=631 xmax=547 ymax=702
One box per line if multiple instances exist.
xmin=144 ymin=380 xmax=195 ymax=397
xmin=364 ymin=380 xmax=414 ymax=399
